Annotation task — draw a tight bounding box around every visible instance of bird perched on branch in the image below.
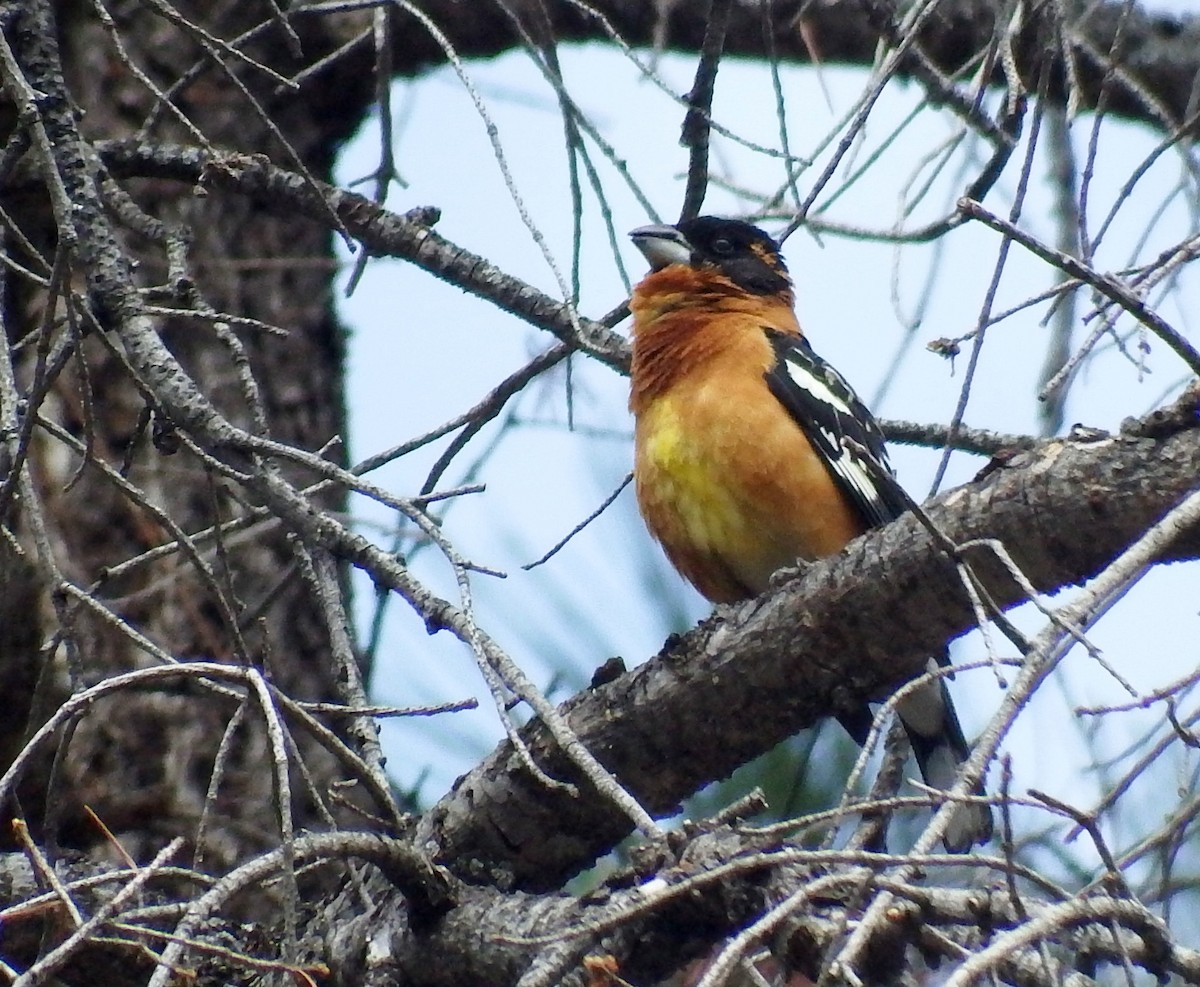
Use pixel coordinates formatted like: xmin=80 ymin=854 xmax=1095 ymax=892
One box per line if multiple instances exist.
xmin=627 ymin=216 xmax=992 ymax=851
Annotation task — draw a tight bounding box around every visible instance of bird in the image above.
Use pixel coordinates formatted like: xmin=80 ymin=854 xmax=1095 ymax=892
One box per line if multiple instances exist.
xmin=627 ymin=215 xmax=992 ymax=851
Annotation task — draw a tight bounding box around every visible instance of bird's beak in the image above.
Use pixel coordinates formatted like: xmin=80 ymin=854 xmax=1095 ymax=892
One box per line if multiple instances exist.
xmin=630 ymin=224 xmax=693 ymax=271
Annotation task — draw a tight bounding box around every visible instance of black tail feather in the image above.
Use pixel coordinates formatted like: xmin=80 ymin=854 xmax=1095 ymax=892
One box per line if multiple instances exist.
xmin=839 ymin=664 xmax=993 ymax=852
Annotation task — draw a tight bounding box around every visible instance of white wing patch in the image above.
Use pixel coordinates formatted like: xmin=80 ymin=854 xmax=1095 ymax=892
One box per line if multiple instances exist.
xmin=781 ymin=358 xmax=858 ymax=419
xmin=786 ymin=365 xmax=890 ymax=514
xmin=764 ymin=331 xmax=910 ymax=528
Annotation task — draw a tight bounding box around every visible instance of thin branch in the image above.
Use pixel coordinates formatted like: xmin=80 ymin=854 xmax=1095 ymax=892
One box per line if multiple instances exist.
xmin=959 ymin=196 xmax=1200 ymax=377
xmin=678 ymin=0 xmax=731 ymax=221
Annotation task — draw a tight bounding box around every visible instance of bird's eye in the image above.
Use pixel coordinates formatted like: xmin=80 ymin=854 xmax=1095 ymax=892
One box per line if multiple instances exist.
xmin=711 ymin=237 xmax=734 ymax=255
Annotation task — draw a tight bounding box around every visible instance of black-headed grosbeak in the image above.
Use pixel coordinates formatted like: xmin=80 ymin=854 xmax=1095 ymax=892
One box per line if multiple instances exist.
xmin=628 ymin=216 xmax=992 ymax=851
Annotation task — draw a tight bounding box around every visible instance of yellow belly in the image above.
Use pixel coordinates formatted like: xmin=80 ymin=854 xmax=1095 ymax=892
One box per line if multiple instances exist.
xmin=634 ymin=383 xmax=863 ymax=603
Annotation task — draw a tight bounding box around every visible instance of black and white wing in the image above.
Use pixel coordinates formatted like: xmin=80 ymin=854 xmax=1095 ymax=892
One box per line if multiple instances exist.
xmin=762 ymin=329 xmax=913 ymax=528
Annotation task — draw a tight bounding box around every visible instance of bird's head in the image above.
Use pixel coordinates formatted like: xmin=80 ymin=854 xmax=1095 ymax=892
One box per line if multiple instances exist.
xmin=629 ymin=217 xmax=792 ymax=297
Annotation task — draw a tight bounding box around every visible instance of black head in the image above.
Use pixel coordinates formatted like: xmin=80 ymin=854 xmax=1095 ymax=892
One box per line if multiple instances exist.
xmin=630 ymin=216 xmax=791 ymax=296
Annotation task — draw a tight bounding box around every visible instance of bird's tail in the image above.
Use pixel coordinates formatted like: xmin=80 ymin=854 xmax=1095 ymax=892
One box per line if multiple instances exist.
xmin=895 ymin=663 xmax=993 ymax=852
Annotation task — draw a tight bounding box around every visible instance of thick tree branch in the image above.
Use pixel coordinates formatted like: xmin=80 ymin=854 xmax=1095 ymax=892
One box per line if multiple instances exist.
xmin=370 ymin=1 xmax=1200 ymax=137
xmin=6 ymin=820 xmax=1198 ymax=987
xmin=455 ymin=851 xmax=1200 ymax=987
xmin=417 ymin=394 xmax=1200 ymax=890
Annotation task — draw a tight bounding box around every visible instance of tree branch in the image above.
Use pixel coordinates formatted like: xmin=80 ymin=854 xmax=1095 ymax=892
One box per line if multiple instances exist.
xmin=417 ymin=392 xmax=1200 ymax=890
xmin=96 ymin=140 xmax=631 ymax=372
xmin=370 ymin=0 xmax=1200 ymax=137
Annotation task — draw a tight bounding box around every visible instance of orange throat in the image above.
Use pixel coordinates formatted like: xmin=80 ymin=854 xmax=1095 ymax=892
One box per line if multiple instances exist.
xmin=629 ymin=265 xmax=799 ymax=412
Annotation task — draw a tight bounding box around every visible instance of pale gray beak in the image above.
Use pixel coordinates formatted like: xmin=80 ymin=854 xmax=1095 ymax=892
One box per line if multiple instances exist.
xmin=630 ymin=224 xmax=693 ymax=270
